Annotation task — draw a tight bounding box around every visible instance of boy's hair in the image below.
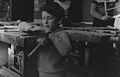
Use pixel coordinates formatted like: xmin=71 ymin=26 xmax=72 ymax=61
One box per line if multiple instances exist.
xmin=41 ymin=2 xmax=65 ymax=21
xmin=59 ymin=0 xmax=68 ymax=2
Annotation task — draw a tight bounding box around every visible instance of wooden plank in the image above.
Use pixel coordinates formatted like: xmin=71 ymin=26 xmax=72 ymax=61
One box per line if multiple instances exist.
xmin=0 ymin=66 xmax=20 ymax=77
xmin=0 ymin=28 xmax=119 ymax=47
xmin=0 ymin=32 xmax=39 ymax=47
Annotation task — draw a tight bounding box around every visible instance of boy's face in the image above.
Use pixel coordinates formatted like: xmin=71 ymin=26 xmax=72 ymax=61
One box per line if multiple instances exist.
xmin=42 ymin=11 xmax=59 ymax=32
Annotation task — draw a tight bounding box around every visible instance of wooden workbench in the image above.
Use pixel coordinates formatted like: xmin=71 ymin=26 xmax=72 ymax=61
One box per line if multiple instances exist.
xmin=0 ymin=27 xmax=119 ymax=77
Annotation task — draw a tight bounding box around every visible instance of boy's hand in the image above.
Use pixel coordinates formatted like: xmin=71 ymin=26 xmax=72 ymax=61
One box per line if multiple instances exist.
xmin=100 ymin=15 xmax=110 ymax=20
xmin=37 ymin=38 xmax=46 ymax=46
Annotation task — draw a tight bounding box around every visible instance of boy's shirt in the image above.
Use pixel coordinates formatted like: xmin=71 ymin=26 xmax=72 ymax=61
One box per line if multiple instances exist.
xmin=38 ymin=30 xmax=71 ymax=73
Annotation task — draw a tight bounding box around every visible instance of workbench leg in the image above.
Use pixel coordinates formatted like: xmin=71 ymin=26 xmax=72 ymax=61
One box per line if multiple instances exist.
xmin=84 ymin=42 xmax=89 ymax=67
xmin=0 ymin=42 xmax=8 ymax=66
xmin=108 ymin=43 xmax=120 ymax=77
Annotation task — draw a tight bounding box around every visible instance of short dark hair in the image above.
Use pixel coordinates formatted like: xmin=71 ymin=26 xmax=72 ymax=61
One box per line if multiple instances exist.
xmin=59 ymin=0 xmax=67 ymax=2
xmin=41 ymin=2 xmax=65 ymax=20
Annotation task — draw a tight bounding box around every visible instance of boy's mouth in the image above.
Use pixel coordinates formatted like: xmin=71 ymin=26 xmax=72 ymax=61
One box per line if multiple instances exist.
xmin=44 ymin=25 xmax=50 ymax=28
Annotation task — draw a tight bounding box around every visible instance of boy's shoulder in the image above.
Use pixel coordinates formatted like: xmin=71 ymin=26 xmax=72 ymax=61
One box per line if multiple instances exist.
xmin=49 ymin=30 xmax=69 ymax=39
xmin=55 ymin=30 xmax=68 ymax=36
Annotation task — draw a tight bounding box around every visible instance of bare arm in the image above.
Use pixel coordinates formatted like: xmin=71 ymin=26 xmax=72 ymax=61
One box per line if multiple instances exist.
xmin=115 ymin=0 xmax=120 ymax=14
xmin=90 ymin=3 xmax=102 ymax=19
xmin=90 ymin=2 xmax=109 ymax=20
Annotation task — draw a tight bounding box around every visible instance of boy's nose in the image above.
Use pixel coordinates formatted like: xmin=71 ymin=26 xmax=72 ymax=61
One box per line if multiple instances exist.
xmin=45 ymin=19 xmax=48 ymax=24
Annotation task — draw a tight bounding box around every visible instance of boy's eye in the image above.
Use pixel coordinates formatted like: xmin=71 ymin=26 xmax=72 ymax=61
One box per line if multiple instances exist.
xmin=48 ymin=16 xmax=54 ymax=20
xmin=42 ymin=16 xmax=54 ymax=20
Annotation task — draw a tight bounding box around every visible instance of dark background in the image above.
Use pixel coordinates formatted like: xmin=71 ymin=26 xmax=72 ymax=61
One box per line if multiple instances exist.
xmin=11 ymin=0 xmax=34 ymax=22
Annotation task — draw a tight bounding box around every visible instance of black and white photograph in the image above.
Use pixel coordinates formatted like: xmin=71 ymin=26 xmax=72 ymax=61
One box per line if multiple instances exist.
xmin=0 ymin=0 xmax=120 ymax=77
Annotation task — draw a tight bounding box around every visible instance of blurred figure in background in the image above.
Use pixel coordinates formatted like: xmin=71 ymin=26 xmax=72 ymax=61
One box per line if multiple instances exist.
xmin=54 ymin=0 xmax=84 ymax=27
xmin=54 ymin=0 xmax=71 ymax=27
xmin=90 ymin=0 xmax=118 ymax=27
xmin=90 ymin=1 xmax=119 ymax=77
